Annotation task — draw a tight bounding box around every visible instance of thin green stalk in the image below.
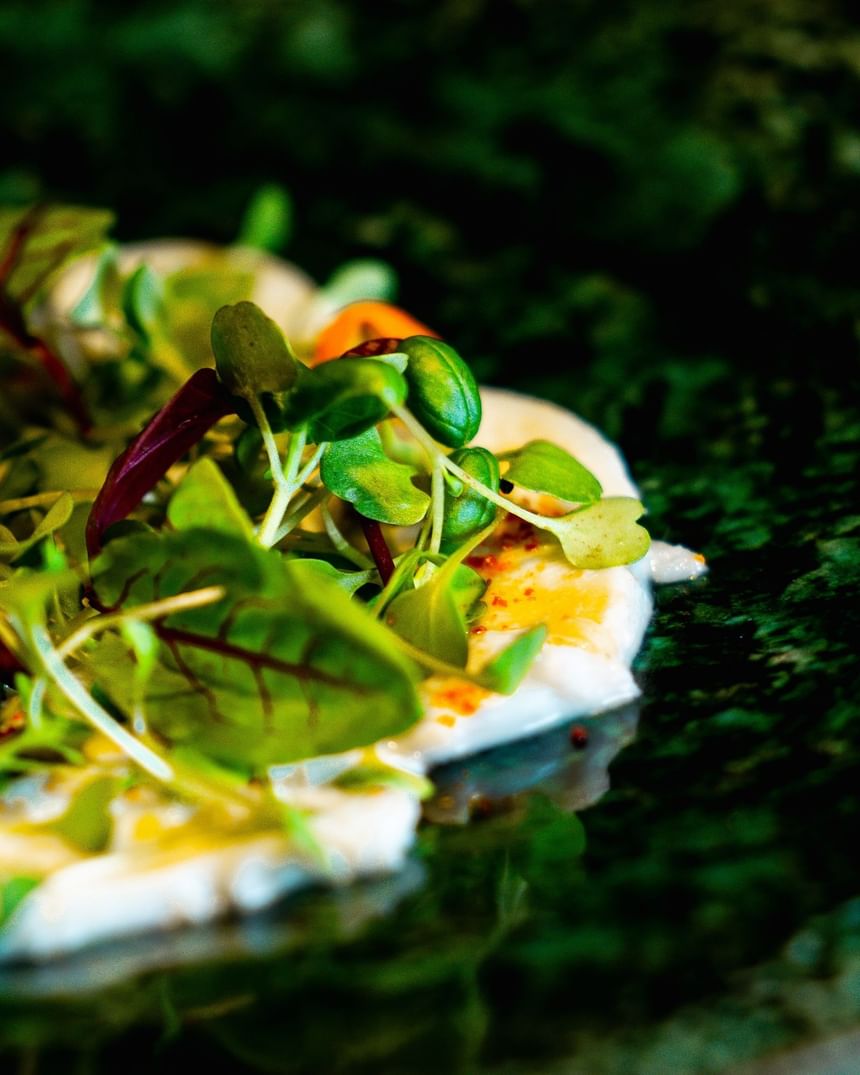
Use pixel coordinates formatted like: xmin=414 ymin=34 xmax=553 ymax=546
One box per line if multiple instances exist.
xmin=56 ymin=586 xmax=225 ymax=659
xmin=30 ymin=625 xmax=174 ymax=782
xmin=281 ymin=425 xmax=308 ymax=495
xmin=429 ymin=464 xmax=445 ymax=555
xmin=371 ymin=548 xmax=425 ymax=619
xmin=285 ymin=443 xmax=325 ymax=500
xmin=274 ymin=486 xmax=328 ymax=543
xmin=248 ymin=395 xmax=292 ymax=548
xmin=0 ymin=490 xmax=98 ymax=514
xmin=320 ymin=502 xmax=374 ymax=570
xmin=391 ymin=403 xmax=564 ymax=540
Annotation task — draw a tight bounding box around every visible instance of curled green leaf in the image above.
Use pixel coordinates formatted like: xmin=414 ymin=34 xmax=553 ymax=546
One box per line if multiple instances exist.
xmin=441 ymin=447 xmax=499 ymax=553
xmin=400 ymin=336 xmax=481 ymax=448
xmin=320 ymin=428 xmax=430 ymax=526
xmin=283 ymin=358 xmax=407 ymax=442
xmin=121 ymin=263 xmax=164 ymax=338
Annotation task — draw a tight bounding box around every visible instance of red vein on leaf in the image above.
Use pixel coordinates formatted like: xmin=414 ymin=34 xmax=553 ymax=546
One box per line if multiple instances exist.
xmin=156 ymin=626 xmax=370 ymax=693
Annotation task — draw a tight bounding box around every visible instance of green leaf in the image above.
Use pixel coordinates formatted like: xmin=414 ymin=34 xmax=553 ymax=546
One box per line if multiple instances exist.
xmin=400 ymin=336 xmax=481 ymax=448
xmin=162 ymin=260 xmax=255 ymax=373
xmin=0 ymin=493 xmax=74 ymax=562
xmin=287 ymin=559 xmax=374 ymax=596
xmin=441 ymin=447 xmax=500 ymax=553
xmin=87 ymin=529 xmax=423 ymax=769
xmin=211 ymin=301 xmax=301 ymax=396
xmin=503 ymin=440 xmax=602 ymax=503
xmin=321 ymin=259 xmax=398 ymax=306
xmin=237 ymin=184 xmax=293 ymax=253
xmin=385 ymin=563 xmax=485 ymax=667
xmin=122 ymin=263 xmax=165 ymax=338
xmin=321 ymin=428 xmax=430 ymax=526
xmin=283 ymin=358 xmax=407 ymax=442
xmin=46 ymin=775 xmax=116 ymax=853
xmin=0 ymin=877 xmax=40 ymax=928
xmin=69 ymin=244 xmax=120 ymax=328
xmin=335 ymin=758 xmax=433 ymax=799
xmin=167 ymin=457 xmax=255 ymax=540
xmin=547 ymin=497 xmax=651 ymax=569
xmin=476 ymin=625 xmax=548 ymax=694
xmin=119 ymin=618 xmax=160 ymax=708
xmin=0 ymin=204 xmax=114 ymax=307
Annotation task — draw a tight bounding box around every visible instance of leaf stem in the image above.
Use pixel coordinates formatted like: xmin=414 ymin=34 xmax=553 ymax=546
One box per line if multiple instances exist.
xmin=320 ymin=501 xmax=374 ymax=569
xmin=287 ymin=443 xmax=325 ymax=498
xmin=391 ymin=403 xmax=562 ymax=538
xmin=281 ymin=424 xmax=308 ymax=493
xmin=0 ymin=490 xmax=99 ymax=514
xmin=359 ymin=516 xmax=395 ymax=584
xmin=274 ymin=485 xmax=328 ymax=542
xmin=29 ymin=625 xmax=174 ymax=782
xmin=429 ymin=464 xmax=445 ymax=555
xmin=250 ymin=397 xmax=300 ymax=548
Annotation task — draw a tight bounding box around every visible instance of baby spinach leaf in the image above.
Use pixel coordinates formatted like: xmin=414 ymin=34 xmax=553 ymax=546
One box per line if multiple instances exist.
xmin=547 ymin=497 xmax=650 ymax=569
xmin=282 ymin=358 xmax=407 ymax=442
xmin=86 ymin=368 xmax=237 ymax=556
xmin=88 ymin=528 xmax=422 ymax=769
xmin=321 ymin=428 xmax=430 ymax=525
xmin=211 ymin=301 xmax=301 ymax=396
xmin=503 ymin=440 xmax=602 ymax=503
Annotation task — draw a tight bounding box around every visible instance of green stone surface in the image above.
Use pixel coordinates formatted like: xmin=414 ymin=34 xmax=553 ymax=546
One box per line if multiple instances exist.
xmin=1 ymin=358 xmax=858 ymax=1074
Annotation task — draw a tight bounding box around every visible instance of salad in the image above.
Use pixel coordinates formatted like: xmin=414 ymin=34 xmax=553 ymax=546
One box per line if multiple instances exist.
xmin=0 ymin=200 xmax=685 ymax=960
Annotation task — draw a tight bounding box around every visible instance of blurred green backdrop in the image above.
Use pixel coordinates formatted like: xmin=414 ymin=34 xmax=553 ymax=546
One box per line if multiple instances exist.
xmin=2 ymin=0 xmax=859 ymax=441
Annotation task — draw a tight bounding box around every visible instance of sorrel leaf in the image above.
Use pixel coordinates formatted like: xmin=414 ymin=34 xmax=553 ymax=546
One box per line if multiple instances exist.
xmin=88 ymin=528 xmax=422 ymax=769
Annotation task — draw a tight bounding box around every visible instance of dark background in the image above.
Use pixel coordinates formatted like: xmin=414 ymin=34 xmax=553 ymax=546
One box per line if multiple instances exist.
xmin=2 ymin=0 xmax=859 ymax=442
xmin=2 ymin=2 xmax=860 ymax=1072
